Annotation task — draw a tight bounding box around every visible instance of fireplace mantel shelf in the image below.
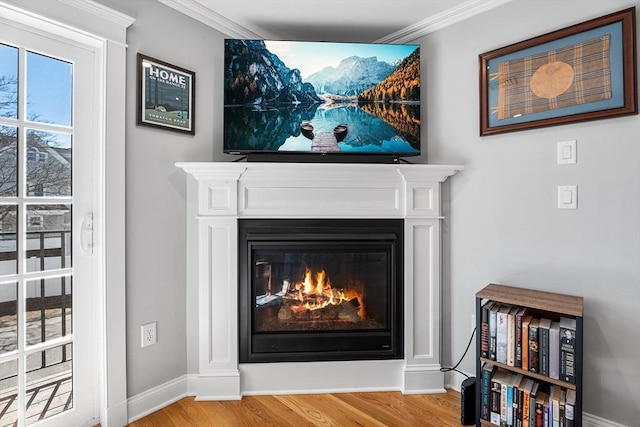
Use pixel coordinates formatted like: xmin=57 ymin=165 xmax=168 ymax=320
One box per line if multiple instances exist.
xmin=178 ymin=161 xmax=462 ymax=400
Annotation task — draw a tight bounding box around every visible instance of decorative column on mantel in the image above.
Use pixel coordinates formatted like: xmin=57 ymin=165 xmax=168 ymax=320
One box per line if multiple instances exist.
xmin=177 ymin=162 xmax=463 ymax=400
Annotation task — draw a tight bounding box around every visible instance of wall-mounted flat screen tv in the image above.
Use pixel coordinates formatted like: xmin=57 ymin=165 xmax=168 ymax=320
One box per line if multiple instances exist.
xmin=223 ymin=39 xmax=421 ymax=162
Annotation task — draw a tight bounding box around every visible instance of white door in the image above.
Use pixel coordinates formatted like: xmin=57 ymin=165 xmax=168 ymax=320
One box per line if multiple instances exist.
xmin=0 ymin=18 xmax=99 ymax=427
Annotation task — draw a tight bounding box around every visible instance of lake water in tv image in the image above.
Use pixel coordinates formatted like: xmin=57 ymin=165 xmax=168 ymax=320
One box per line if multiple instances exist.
xmin=224 ymin=103 xmax=420 ymax=154
xmin=223 ymin=39 xmax=421 ymax=155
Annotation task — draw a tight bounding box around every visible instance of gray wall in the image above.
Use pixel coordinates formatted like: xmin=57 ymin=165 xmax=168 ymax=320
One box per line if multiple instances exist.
xmin=93 ymin=0 xmax=229 ymax=396
xmin=97 ymin=0 xmax=639 ymax=423
xmin=423 ymin=0 xmax=640 ymax=424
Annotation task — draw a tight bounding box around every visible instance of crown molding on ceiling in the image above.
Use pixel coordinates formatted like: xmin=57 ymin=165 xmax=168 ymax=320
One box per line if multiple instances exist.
xmin=376 ymin=0 xmax=513 ymax=44
xmin=157 ymin=0 xmax=263 ymax=39
xmin=60 ymin=0 xmax=136 ymax=28
xmin=158 ymin=0 xmax=512 ymax=43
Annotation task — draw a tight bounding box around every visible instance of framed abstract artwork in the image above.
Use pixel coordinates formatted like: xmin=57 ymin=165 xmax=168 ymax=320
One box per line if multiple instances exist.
xmin=479 ymin=7 xmax=637 ymax=136
xmin=137 ymin=54 xmax=195 ymax=134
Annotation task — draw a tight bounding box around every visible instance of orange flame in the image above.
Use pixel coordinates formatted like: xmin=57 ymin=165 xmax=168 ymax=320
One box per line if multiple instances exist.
xmin=288 ymin=267 xmax=364 ymax=317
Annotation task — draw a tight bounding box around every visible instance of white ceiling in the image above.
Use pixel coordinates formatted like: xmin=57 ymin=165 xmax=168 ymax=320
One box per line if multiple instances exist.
xmin=158 ymin=0 xmax=512 ymax=43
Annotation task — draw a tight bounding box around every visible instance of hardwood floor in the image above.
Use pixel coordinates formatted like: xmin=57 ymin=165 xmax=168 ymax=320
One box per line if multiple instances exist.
xmin=127 ymin=389 xmax=464 ymax=427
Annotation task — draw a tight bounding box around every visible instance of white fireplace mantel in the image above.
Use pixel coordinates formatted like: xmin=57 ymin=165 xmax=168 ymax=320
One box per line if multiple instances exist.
xmin=177 ymin=162 xmax=462 ymax=400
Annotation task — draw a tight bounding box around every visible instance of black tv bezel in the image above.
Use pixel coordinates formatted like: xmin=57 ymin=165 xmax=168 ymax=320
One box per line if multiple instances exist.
xmin=223 ymin=38 xmax=422 ymax=163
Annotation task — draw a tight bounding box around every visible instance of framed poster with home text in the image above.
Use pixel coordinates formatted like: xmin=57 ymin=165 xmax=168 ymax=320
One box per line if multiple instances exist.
xmin=137 ymin=54 xmax=195 ymax=134
xmin=479 ymin=7 xmax=637 ymax=136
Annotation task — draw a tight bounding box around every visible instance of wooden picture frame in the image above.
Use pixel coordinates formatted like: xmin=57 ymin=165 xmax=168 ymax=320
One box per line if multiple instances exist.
xmin=479 ymin=7 xmax=637 ymax=136
xmin=137 ymin=54 xmax=195 ymax=134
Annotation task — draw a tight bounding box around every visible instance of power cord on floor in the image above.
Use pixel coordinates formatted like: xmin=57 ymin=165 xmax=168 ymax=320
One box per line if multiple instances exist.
xmin=440 ymin=326 xmax=476 ymax=379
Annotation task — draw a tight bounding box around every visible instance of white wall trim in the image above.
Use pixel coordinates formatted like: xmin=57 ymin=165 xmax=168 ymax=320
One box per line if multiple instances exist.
xmin=158 ymin=0 xmax=262 ymax=39
xmin=375 ymin=0 xmax=513 ymax=44
xmin=158 ymin=0 xmax=512 ymax=43
xmin=127 ymin=375 xmax=191 ymax=424
xmin=60 ymin=0 xmax=135 ymax=29
xmin=583 ymin=413 xmax=629 ymax=427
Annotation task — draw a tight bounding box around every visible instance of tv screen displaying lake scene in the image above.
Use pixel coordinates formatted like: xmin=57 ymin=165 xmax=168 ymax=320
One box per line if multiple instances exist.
xmin=223 ymin=39 xmax=421 ymax=159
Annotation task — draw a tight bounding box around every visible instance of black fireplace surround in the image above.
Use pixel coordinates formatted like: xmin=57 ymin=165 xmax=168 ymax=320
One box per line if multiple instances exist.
xmin=238 ymin=218 xmax=404 ymax=363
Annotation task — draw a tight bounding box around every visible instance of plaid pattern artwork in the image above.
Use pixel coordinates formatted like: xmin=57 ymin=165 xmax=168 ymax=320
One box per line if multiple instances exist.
xmin=491 ymin=35 xmax=612 ymax=120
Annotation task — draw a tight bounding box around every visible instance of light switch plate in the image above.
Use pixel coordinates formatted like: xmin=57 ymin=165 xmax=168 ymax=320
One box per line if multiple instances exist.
xmin=557 ymin=140 xmax=577 ymax=164
xmin=558 ymin=185 xmax=577 ymax=209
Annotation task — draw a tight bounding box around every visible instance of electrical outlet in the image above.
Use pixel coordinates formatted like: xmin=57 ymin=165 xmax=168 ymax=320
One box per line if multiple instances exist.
xmin=141 ymin=322 xmax=157 ymax=348
xmin=471 ymin=314 xmax=476 ymax=334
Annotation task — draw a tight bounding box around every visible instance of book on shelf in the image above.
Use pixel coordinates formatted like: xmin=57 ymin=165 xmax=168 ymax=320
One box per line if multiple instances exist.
xmin=507 ymin=373 xmax=523 ymax=427
xmin=489 ymin=302 xmax=500 ymax=361
xmin=515 ymin=307 xmax=528 ymax=368
xmin=559 ymin=316 xmax=577 ymax=384
xmin=481 ymin=362 xmax=497 ymax=420
xmin=490 ymin=369 xmax=510 ymax=425
xmin=521 ymin=315 xmax=533 ymax=372
xmin=496 ymin=304 xmax=511 ymax=364
xmin=538 ymin=318 xmax=552 ymax=377
xmin=565 ymin=388 xmax=576 ymax=427
xmin=481 ymin=301 xmax=493 ymax=359
xmin=550 ymin=385 xmax=561 ymax=427
xmin=499 ymin=371 xmax=510 ymax=427
xmin=559 ymin=389 xmax=566 ymax=427
xmin=549 ymin=321 xmax=560 ymax=380
xmin=528 ymin=318 xmax=540 ymax=373
xmin=529 ymin=381 xmax=540 ymax=427
xmin=521 ymin=378 xmax=535 ymax=427
xmin=507 ymin=306 xmax=517 ymax=367
xmin=534 ymin=391 xmax=547 ymax=427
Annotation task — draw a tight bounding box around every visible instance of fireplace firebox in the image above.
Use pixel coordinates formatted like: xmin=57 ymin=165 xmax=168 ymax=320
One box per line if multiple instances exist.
xmin=239 ymin=218 xmax=403 ymax=363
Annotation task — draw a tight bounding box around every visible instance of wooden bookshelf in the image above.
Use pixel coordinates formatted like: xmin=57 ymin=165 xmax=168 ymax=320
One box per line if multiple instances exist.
xmin=475 ymin=284 xmax=583 ymax=427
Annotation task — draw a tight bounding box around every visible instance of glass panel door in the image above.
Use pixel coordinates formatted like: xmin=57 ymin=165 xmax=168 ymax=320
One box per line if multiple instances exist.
xmin=0 ymin=22 xmax=96 ymax=426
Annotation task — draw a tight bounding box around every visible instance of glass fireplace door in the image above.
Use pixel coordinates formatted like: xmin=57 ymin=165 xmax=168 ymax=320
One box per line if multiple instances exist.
xmin=239 ymin=219 xmax=403 ymax=363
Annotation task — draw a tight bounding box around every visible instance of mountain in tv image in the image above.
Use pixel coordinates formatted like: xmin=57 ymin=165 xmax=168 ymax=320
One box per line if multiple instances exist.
xmin=223 ymin=39 xmax=420 ymax=154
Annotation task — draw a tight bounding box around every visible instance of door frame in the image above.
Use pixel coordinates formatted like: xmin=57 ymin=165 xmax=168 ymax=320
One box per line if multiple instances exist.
xmin=0 ymin=1 xmax=134 ymax=426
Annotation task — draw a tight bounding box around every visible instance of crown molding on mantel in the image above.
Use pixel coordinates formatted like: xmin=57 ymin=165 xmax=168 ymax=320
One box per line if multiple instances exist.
xmin=158 ymin=0 xmax=512 ymax=42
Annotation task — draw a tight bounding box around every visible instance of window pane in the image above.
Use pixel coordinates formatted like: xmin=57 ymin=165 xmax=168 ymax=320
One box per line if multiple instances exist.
xmin=0 ymin=282 xmax=18 ymax=354
xmin=25 ymin=276 xmax=72 ymax=346
xmin=26 ymin=204 xmax=71 ymax=272
xmin=26 ymin=129 xmax=71 ymax=197
xmin=0 ymin=125 xmax=18 ymax=197
xmin=0 ymin=204 xmax=17 ymax=275
xmin=0 ymin=43 xmax=18 ymax=119
xmin=26 ymin=52 xmax=72 ymax=126
xmin=0 ymin=358 xmax=18 ymax=426
xmin=25 ymin=344 xmax=73 ymax=425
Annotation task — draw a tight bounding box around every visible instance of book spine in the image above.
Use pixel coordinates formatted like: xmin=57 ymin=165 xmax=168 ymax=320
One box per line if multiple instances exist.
xmin=535 ymin=401 xmax=544 ymax=427
xmin=481 ymin=303 xmax=490 ymax=358
xmin=515 ymin=312 xmax=524 ymax=368
xmin=523 ymin=389 xmax=530 ymax=427
xmin=501 ymin=381 xmax=509 ymax=427
xmin=549 ymin=323 xmax=560 ymax=380
xmin=522 ymin=320 xmax=529 ymax=371
xmin=497 ymin=310 xmax=509 ymax=364
xmin=529 ymin=325 xmax=539 ymax=373
xmin=540 ymin=325 xmax=550 ymax=377
xmin=565 ymin=400 xmax=574 ymax=427
xmin=507 ymin=311 xmax=516 ymax=366
xmin=491 ymin=376 xmax=502 ymax=425
xmin=560 ymin=327 xmax=576 ymax=385
xmin=507 ymin=384 xmax=514 ymax=426
xmin=481 ymin=366 xmax=494 ymax=420
xmin=489 ymin=305 xmax=499 ymax=361
xmin=516 ymin=387 xmax=523 ymax=427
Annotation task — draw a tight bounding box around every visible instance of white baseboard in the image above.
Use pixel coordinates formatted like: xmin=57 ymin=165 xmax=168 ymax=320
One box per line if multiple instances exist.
xmin=128 ymin=373 xmax=621 ymax=427
xmin=127 ymin=375 xmax=192 ymax=423
xmin=583 ymin=412 xmax=628 ymax=427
